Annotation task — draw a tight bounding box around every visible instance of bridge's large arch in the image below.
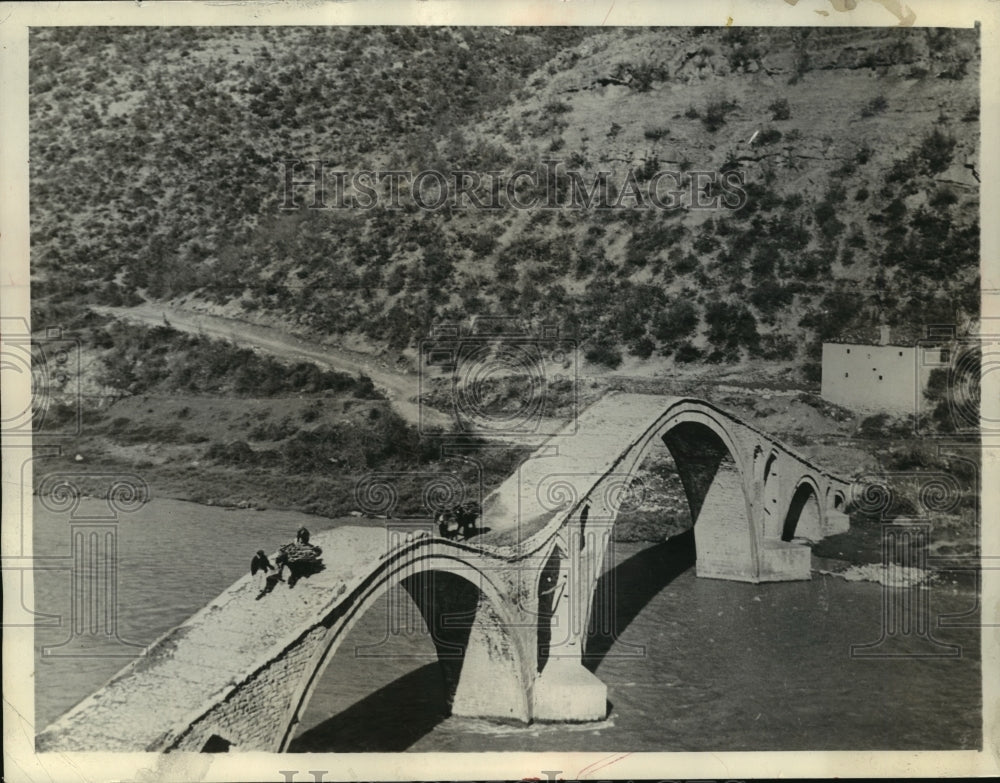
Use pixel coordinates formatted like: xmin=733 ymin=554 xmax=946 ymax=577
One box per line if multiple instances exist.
xmin=276 ymin=552 xmax=530 ymax=751
xmin=657 ymin=418 xmax=756 ymax=579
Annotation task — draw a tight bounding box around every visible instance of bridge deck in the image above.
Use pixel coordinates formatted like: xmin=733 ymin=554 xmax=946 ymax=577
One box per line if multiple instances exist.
xmin=481 ymin=394 xmax=685 ymax=546
xmin=36 ymin=526 xmax=407 ymax=751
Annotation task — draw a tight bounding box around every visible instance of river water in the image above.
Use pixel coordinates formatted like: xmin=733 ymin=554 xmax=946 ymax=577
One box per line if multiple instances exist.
xmin=33 ymin=497 xmax=980 ymax=751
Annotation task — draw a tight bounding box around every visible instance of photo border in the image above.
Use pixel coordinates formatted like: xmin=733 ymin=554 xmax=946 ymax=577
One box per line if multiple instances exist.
xmin=2 ymin=1 xmax=997 ymax=780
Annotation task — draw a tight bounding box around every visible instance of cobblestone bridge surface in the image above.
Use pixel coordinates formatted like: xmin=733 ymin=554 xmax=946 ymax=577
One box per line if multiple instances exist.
xmin=36 ymin=394 xmax=851 ymax=752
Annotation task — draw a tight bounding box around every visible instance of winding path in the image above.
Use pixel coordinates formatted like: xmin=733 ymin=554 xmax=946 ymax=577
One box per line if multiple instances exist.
xmin=93 ymin=303 xmax=445 ymax=428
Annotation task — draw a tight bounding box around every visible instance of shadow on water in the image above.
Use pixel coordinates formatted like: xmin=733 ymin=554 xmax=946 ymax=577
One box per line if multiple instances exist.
xmin=583 ymin=529 xmax=696 ymax=671
xmin=288 ymin=663 xmax=448 ymax=752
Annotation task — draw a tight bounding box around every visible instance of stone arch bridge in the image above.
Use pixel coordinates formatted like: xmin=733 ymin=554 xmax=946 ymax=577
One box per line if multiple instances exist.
xmin=37 ymin=393 xmax=851 ymax=752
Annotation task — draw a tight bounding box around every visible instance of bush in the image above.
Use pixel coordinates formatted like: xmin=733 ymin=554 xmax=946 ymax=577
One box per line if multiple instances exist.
xmin=585 ymin=339 xmax=623 ymax=369
xmin=929 ymin=187 xmax=959 ymax=208
xmin=628 ymin=336 xmax=655 ymax=359
xmin=918 ymin=128 xmax=956 ymax=174
xmin=860 ymin=95 xmax=888 ymax=118
xmin=674 ymin=340 xmax=702 ymax=363
xmin=651 ymin=299 xmax=699 ymax=343
xmin=628 ymin=60 xmax=668 ymax=91
xmin=206 ymin=440 xmax=259 ymax=465
xmin=702 ymin=98 xmax=738 ymax=132
xmin=756 ymin=127 xmax=782 ymax=146
xmin=705 ymin=300 xmax=759 ymax=355
xmin=768 ymin=97 xmax=791 ymax=121
xmin=543 ymin=99 xmax=572 ymax=115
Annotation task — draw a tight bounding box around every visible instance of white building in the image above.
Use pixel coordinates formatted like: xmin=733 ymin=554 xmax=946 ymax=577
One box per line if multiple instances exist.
xmin=821 ymin=330 xmax=947 ymax=415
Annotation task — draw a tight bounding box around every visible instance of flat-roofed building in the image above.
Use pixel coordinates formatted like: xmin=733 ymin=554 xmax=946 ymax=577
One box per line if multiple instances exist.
xmin=821 ymin=327 xmax=947 ymax=415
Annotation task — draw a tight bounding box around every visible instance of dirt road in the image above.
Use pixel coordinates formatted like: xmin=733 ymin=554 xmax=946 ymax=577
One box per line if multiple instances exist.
xmin=93 ymin=303 xmax=448 ymax=428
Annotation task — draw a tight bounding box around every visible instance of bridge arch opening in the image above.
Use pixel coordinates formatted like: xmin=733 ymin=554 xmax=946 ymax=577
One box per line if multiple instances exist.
xmin=285 ymin=560 xmax=527 ymax=752
xmin=536 ymin=546 xmax=564 ymax=674
xmin=782 ymin=481 xmax=824 ymax=542
xmin=761 ymin=451 xmax=781 ymax=538
xmin=583 ymin=413 xmax=757 ymax=667
xmin=832 ymin=490 xmax=845 ymax=512
xmin=658 ymin=419 xmax=756 ymax=580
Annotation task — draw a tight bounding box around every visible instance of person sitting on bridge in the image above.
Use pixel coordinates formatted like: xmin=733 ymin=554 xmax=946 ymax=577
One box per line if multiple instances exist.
xmin=296 ymin=526 xmax=310 ymax=545
xmin=251 ymin=549 xmax=275 ymax=599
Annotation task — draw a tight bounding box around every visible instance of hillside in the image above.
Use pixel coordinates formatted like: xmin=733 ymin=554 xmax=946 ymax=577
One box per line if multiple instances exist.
xmin=29 ymin=26 xmax=980 ymax=383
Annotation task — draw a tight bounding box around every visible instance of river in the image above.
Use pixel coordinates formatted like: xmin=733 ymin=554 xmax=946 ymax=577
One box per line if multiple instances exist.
xmin=33 ymin=497 xmax=980 ymax=751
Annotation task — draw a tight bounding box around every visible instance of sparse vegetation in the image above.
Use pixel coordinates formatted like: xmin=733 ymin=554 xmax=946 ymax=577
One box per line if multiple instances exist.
xmin=702 ymin=97 xmax=738 ymax=132
xmin=28 ymin=25 xmax=978 ymax=396
xmin=860 ymin=95 xmax=888 ymax=118
xmin=768 ymin=97 xmax=791 ymax=121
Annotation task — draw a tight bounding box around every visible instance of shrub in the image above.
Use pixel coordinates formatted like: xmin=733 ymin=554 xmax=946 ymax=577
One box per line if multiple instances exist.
xmin=860 ymin=95 xmax=888 ymax=118
xmin=702 ymin=98 xmax=738 ymax=132
xmin=629 ymin=60 xmax=668 ymax=91
xmin=584 ymin=339 xmax=623 ymax=369
xmin=929 ymin=187 xmax=959 ymax=208
xmin=206 ymin=440 xmax=258 ymax=465
xmin=917 ymin=128 xmax=956 ymax=174
xmin=756 ymin=127 xmax=782 ymax=146
xmin=628 ymin=336 xmax=655 ymax=359
xmin=768 ymin=97 xmax=791 ymax=121
xmin=704 ymin=300 xmax=759 ymax=355
xmin=756 ymin=333 xmax=797 ymax=360
xmin=674 ymin=340 xmax=702 ymax=363
xmin=857 ymin=413 xmax=892 ymax=439
xmin=543 ymin=99 xmax=572 ymax=115
xmin=651 ymin=299 xmax=699 ymax=343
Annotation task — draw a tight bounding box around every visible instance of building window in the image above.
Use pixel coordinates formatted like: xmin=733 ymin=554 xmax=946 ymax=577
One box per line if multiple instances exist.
xmin=878 ymin=375 xmax=883 ymax=381
xmin=844 ymin=372 xmax=849 ymax=378
xmin=898 ymin=351 xmax=904 ymax=357
xmin=846 ymin=348 xmax=851 ymax=354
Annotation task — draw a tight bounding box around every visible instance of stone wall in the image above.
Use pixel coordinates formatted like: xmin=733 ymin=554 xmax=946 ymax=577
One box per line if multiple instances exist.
xmin=170 ymin=623 xmax=330 ymax=752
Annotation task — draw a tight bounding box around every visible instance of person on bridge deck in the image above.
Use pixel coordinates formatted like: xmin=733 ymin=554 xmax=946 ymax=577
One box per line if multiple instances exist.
xmin=296 ymin=526 xmax=310 ymax=544
xmin=251 ymin=549 xmax=274 ymax=598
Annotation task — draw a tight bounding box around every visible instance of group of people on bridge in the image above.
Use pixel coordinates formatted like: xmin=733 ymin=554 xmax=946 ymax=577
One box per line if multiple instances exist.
xmin=435 ymin=502 xmax=481 ymax=541
xmin=248 ymin=504 xmax=482 ymax=601
xmin=250 ymin=526 xmax=324 ymax=599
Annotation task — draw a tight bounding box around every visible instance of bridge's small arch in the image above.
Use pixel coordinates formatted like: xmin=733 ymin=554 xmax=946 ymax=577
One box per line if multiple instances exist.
xmin=782 ymin=479 xmax=824 ymax=543
xmin=279 ymin=552 xmax=529 ymax=751
xmin=831 ymin=489 xmax=846 ymax=512
xmin=761 ymin=451 xmax=782 ymax=537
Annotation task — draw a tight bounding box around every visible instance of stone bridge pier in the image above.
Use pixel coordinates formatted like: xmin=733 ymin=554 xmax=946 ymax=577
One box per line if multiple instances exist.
xmin=36 ymin=394 xmax=854 ymax=751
